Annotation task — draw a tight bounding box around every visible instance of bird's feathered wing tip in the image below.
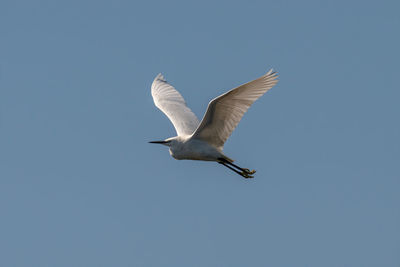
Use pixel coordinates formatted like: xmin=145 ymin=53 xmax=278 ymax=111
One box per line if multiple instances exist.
xmin=265 ymin=68 xmax=278 ymax=81
xmin=154 ymin=73 xmax=165 ymax=82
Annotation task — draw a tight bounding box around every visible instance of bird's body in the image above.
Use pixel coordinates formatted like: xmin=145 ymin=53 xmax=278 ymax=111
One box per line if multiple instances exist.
xmin=164 ymin=136 xmax=232 ymax=162
xmin=149 ymin=70 xmax=279 ymax=178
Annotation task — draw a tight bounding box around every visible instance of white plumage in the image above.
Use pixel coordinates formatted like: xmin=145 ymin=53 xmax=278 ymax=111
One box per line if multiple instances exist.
xmin=151 ymin=74 xmax=199 ymax=136
xmin=150 ymin=70 xmax=279 ymax=178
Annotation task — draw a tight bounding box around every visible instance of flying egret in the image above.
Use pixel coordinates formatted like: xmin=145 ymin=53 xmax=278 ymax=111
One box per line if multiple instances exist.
xmin=149 ymin=70 xmax=279 ymax=178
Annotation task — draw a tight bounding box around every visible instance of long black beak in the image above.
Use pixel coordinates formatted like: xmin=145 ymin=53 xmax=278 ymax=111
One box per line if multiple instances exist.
xmin=148 ymin=140 xmax=168 ymax=144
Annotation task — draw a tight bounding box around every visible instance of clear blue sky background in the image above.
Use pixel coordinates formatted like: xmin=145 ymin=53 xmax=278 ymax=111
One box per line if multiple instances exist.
xmin=1 ymin=0 xmax=399 ymax=266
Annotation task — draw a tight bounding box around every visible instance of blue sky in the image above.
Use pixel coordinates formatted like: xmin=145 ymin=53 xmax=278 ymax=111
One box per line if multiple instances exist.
xmin=1 ymin=0 xmax=399 ymax=266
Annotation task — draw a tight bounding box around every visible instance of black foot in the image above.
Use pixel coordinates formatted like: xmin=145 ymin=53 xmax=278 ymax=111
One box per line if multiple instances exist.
xmin=241 ymin=172 xmax=254 ymax=179
xmin=218 ymin=158 xmax=256 ymax=178
xmin=242 ymin=168 xmax=256 ymax=175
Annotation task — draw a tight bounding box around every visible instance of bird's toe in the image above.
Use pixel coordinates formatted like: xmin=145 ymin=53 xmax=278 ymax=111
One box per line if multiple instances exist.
xmin=241 ymin=172 xmax=254 ymax=179
xmin=243 ymin=168 xmax=256 ymax=175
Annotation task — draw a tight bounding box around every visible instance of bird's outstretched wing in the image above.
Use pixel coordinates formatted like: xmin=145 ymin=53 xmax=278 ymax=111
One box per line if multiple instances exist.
xmin=192 ymin=70 xmax=278 ymax=149
xmin=151 ymin=74 xmax=200 ymax=136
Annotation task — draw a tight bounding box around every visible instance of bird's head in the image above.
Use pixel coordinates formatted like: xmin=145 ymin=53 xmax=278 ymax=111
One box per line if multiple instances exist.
xmin=148 ymin=137 xmax=175 ymax=147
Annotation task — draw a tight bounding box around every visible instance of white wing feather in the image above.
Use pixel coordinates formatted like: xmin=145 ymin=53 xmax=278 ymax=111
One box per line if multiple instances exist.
xmin=151 ymin=74 xmax=200 ymax=136
xmin=192 ymin=70 xmax=278 ymax=149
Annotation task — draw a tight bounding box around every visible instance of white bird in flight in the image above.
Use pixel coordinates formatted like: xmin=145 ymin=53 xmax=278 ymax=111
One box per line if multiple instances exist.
xmin=149 ymin=69 xmax=279 ymax=178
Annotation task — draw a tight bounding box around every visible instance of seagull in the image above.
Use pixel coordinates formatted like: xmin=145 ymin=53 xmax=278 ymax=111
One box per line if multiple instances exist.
xmin=149 ymin=70 xmax=279 ymax=178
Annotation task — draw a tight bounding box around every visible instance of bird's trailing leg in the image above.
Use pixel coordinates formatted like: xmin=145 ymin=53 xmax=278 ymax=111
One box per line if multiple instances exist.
xmin=218 ymin=162 xmax=254 ymax=178
xmin=219 ymin=158 xmax=256 ymax=175
xmin=217 ymin=158 xmax=256 ymax=178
